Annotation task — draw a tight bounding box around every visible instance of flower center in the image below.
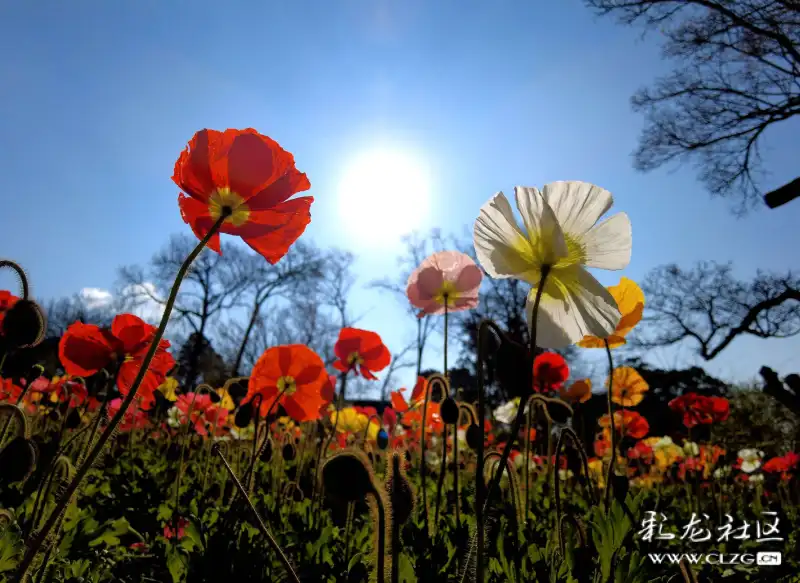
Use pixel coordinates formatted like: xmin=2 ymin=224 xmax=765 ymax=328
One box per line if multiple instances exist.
xmin=208 ymin=187 xmax=251 ymax=227
xmin=434 ymin=280 xmax=459 ymax=306
xmin=276 ymin=375 xmax=297 ymax=396
xmin=347 ymin=352 xmax=363 ymax=366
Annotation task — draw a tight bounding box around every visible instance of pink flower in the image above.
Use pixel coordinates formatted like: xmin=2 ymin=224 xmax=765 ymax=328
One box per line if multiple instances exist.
xmin=406 ymin=251 xmax=482 ymax=316
xmin=163 ymin=517 xmax=188 ymax=541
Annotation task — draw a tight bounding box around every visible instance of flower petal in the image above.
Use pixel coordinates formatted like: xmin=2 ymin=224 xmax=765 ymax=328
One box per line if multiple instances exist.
xmin=541 ymin=181 xmax=613 ymax=236
xmin=527 ymin=267 xmax=621 ymax=348
xmin=582 ymin=213 xmax=631 ymax=270
xmin=514 ymin=187 xmax=569 ymax=265
xmin=473 ymin=192 xmax=533 ymax=279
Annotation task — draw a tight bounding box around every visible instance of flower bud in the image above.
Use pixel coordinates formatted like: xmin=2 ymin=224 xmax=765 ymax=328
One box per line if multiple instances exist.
xmin=440 ymin=397 xmax=459 ymax=425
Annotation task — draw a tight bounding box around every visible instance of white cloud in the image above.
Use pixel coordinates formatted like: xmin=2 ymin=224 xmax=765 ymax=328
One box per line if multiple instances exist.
xmin=79 ymin=287 xmax=113 ymax=310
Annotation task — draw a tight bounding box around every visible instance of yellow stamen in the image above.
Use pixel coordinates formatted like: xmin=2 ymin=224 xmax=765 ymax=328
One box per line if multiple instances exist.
xmin=434 ymin=280 xmax=459 ymax=306
xmin=347 ymin=352 xmax=364 ymax=366
xmin=208 ymin=187 xmax=251 ymax=227
xmin=276 ymin=375 xmax=297 ymax=396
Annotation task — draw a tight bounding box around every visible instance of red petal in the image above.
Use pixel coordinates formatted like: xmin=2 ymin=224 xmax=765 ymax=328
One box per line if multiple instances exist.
xmin=247 ymin=167 xmax=311 ymax=210
xmin=178 ymin=194 xmax=221 ymax=253
xmin=240 ymin=198 xmax=313 ymax=264
xmin=226 ymin=131 xmax=295 ymax=200
xmin=172 ymin=129 xmax=217 ymax=202
xmin=59 ymin=322 xmax=117 ymax=377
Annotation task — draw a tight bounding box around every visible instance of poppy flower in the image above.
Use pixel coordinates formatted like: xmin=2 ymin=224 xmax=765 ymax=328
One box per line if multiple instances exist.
xmin=406 ymin=251 xmax=483 ymax=316
xmin=59 ymin=314 xmax=175 ymax=409
xmin=174 ymin=393 xmax=219 ymax=436
xmin=382 ymin=406 xmax=397 ymax=432
xmin=157 ymin=377 xmax=179 ymax=402
xmin=390 ymin=376 xmax=427 ymax=413
xmin=763 ymin=452 xmax=800 ymax=481
xmin=0 ymin=290 xmax=20 ymax=332
xmin=608 ymin=367 xmax=649 ymax=407
xmin=245 ymin=344 xmax=330 ymax=422
xmin=107 ymin=398 xmax=150 ymax=433
xmin=402 ymin=401 xmax=444 ymax=435
xmin=173 ymin=128 xmax=313 ymax=264
xmin=163 ymin=517 xmax=188 ymax=541
xmin=599 ymin=409 xmax=649 ymax=439
xmin=333 ymin=328 xmax=391 ymax=380
xmin=330 ymin=407 xmax=370 ymax=434
xmin=627 ymin=441 xmax=653 ymax=463
xmin=48 ymin=376 xmax=88 ymax=408
xmin=668 ymin=393 xmax=730 ymax=428
xmin=578 ymin=277 xmax=644 ymax=348
xmin=473 ymin=182 xmax=631 ymax=348
xmin=559 ymin=378 xmax=592 ymax=403
xmin=532 ymin=352 xmax=569 ymax=392
xmin=0 ymin=377 xmax=23 ymax=403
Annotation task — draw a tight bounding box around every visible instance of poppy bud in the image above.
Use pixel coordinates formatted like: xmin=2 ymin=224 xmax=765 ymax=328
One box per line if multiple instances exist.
xmin=545 ymin=399 xmax=573 ymax=424
xmin=0 ymin=437 xmax=37 ymax=486
xmin=48 ymin=411 xmax=60 ymax=423
xmin=466 ymin=423 xmax=482 ymax=451
xmin=440 ymin=397 xmax=459 ymax=425
xmin=234 ymin=403 xmax=253 ymax=428
xmin=376 ymin=429 xmax=389 ymax=450
xmin=1 ymin=299 xmax=45 ymax=348
xmin=385 ymin=452 xmax=415 ymax=526
xmin=260 ymin=438 xmax=273 ymax=462
xmin=65 ymin=408 xmax=82 ymax=429
xmin=282 ymin=443 xmax=296 ymax=462
xmin=322 ymin=450 xmax=375 ymax=504
xmin=226 ymin=380 xmax=249 ymax=404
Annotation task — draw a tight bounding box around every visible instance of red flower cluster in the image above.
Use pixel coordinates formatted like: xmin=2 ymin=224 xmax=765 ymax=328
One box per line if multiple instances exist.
xmin=107 ymin=398 xmax=150 ymax=433
xmin=59 ymin=314 xmax=175 ymax=409
xmin=668 ymin=393 xmax=730 ymax=428
xmin=763 ymin=452 xmax=800 ymax=481
xmin=174 ymin=393 xmax=228 ymax=437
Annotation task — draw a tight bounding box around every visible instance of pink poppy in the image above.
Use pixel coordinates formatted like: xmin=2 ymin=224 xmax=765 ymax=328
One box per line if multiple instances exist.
xmin=406 ymin=251 xmax=482 ymax=316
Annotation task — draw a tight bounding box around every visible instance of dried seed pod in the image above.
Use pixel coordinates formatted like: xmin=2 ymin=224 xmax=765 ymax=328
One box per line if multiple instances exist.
xmin=1 ymin=299 xmax=45 ymax=348
xmin=322 ymin=449 xmax=375 ymax=504
xmin=466 ymin=423 xmax=482 ymax=451
xmin=440 ymin=397 xmax=459 ymax=425
xmin=234 ymin=402 xmax=253 ymax=428
xmin=385 ymin=451 xmax=415 ymax=526
xmin=0 ymin=437 xmax=37 ymax=486
xmin=282 ymin=442 xmax=296 ymax=462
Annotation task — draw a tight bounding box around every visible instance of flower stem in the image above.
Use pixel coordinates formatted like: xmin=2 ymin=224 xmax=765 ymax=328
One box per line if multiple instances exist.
xmin=16 ymin=215 xmax=228 ymax=581
xmin=603 ymin=339 xmax=616 ymax=514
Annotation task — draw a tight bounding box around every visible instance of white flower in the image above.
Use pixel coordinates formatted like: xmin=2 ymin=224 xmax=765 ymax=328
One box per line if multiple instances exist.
xmin=713 ymin=466 xmax=731 ymax=479
xmin=494 ymin=399 xmax=519 ymax=425
xmin=473 ymin=182 xmax=631 ymax=348
xmin=425 ymin=449 xmax=441 ymax=468
xmin=559 ymin=469 xmax=574 ymax=481
xmin=738 ymin=448 xmax=764 ymax=473
xmin=683 ymin=441 xmax=699 ymax=456
xmin=167 ymin=406 xmax=181 ymax=429
xmin=748 ymin=473 xmax=764 ymax=484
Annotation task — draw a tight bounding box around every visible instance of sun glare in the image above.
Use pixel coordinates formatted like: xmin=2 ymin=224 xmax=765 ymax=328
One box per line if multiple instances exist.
xmin=337 ymin=149 xmax=431 ymax=245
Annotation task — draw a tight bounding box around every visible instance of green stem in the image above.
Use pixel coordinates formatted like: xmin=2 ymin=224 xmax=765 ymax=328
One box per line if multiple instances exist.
xmin=16 ymin=215 xmax=227 ymax=581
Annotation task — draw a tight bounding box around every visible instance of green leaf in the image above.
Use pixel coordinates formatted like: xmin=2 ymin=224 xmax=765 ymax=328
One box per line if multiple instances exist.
xmin=398 ymin=553 xmax=417 ymax=583
xmin=167 ymin=547 xmax=188 ymax=583
xmin=347 ymin=552 xmax=364 ymax=573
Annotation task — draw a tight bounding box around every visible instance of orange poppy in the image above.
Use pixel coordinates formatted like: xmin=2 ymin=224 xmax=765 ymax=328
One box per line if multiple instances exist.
xmin=390 ymin=376 xmax=427 ymax=413
xmin=173 ymin=129 xmax=313 ymax=264
xmin=59 ymin=314 xmax=174 ymax=409
xmin=559 ymin=378 xmax=592 ymax=404
xmin=599 ymin=409 xmax=650 ymax=439
xmin=333 ymin=327 xmax=391 ymax=380
xmin=246 ymin=344 xmax=330 ymax=422
xmin=608 ymin=367 xmax=649 ymax=407
xmin=578 ymin=277 xmax=644 ymax=348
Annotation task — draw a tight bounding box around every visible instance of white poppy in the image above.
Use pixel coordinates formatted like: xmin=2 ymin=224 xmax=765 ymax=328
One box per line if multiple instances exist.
xmin=494 ymin=399 xmax=519 ymax=425
xmin=473 ymin=182 xmax=631 ymax=348
xmin=683 ymin=441 xmax=700 ymax=456
xmin=737 ymin=448 xmax=764 ymax=473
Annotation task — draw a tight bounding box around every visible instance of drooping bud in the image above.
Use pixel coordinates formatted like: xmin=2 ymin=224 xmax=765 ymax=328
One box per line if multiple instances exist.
xmin=322 ymin=449 xmax=375 ymax=504
xmin=440 ymin=397 xmax=459 ymax=425
xmin=234 ymin=402 xmax=253 ymax=428
xmin=259 ymin=437 xmax=273 ymax=462
xmin=282 ymin=442 xmax=296 ymax=462
xmin=1 ymin=299 xmax=45 ymax=348
xmin=376 ymin=429 xmax=389 ymax=450
xmin=466 ymin=423 xmax=482 ymax=451
xmin=0 ymin=437 xmax=37 ymax=486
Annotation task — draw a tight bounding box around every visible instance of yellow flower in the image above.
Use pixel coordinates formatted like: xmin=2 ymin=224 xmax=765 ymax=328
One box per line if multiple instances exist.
xmin=215 ymin=387 xmax=236 ymax=411
xmin=157 ymin=377 xmax=179 ymax=402
xmin=587 ymin=458 xmax=606 ymax=488
xmin=559 ymin=378 xmax=592 ymax=403
xmin=608 ymin=367 xmax=649 ymax=407
xmin=331 ymin=407 xmax=369 ymax=434
xmin=578 ymin=277 xmax=644 ymax=348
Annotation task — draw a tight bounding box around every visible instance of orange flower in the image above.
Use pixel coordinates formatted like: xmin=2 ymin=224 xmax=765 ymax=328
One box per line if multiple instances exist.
xmin=173 ymin=129 xmax=313 ymax=264
xmin=59 ymin=314 xmax=174 ymax=409
xmin=578 ymin=277 xmax=644 ymax=348
xmin=390 ymin=376 xmax=427 ymax=413
xmin=333 ymin=327 xmax=391 ymax=380
xmin=559 ymin=378 xmax=592 ymax=404
xmin=608 ymin=367 xmax=649 ymax=407
xmin=246 ymin=344 xmax=329 ymax=422
xmin=0 ymin=291 xmax=20 ymax=332
xmin=599 ymin=409 xmax=649 ymax=439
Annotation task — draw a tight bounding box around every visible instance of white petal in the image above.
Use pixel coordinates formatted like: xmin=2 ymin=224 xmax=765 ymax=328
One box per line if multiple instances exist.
xmin=514 ymin=186 xmax=568 ymax=264
xmin=583 ymin=212 xmax=632 ymax=270
xmin=541 ymin=181 xmax=613 ymax=236
xmin=526 ymin=267 xmax=621 ymax=348
xmin=473 ymin=192 xmax=530 ymax=279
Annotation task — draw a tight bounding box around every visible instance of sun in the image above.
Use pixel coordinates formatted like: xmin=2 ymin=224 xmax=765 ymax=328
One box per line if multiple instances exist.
xmin=337 ymin=149 xmax=431 ymax=245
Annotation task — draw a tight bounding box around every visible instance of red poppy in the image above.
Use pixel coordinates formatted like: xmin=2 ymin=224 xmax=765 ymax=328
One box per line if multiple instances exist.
xmin=173 ymin=129 xmax=312 ymax=264
xmin=401 ymin=401 xmax=444 ymax=435
xmin=669 ymin=393 xmax=730 ymax=428
xmin=390 ymin=376 xmax=427 ymax=413
xmin=0 ymin=290 xmax=20 ymax=332
xmin=627 ymin=441 xmax=654 ymax=463
xmin=532 ymin=352 xmax=569 ymax=393
xmin=382 ymin=406 xmax=397 ymax=432
xmin=763 ymin=452 xmax=800 ymax=481
xmin=163 ymin=517 xmax=188 ymax=541
xmin=0 ymin=377 xmax=23 ymax=403
xmin=59 ymin=314 xmax=174 ymax=409
xmin=333 ymin=328 xmax=391 ymax=380
xmin=246 ymin=344 xmax=330 ymax=422
xmin=107 ymin=398 xmax=150 ymax=432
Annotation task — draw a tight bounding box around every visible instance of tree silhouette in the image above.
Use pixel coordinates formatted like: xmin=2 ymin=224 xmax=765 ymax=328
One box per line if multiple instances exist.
xmin=586 ymin=0 xmax=800 ymax=212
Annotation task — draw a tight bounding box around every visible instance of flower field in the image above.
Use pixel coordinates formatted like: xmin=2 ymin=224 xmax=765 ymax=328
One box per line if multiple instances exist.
xmin=0 ymin=129 xmax=798 ymax=583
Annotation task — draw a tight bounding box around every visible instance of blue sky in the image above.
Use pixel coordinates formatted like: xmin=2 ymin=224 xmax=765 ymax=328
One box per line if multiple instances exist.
xmin=1 ymin=0 xmax=799 ymax=394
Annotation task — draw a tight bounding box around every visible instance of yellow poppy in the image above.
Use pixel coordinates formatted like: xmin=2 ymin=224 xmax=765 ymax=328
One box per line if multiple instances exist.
xmin=157 ymin=377 xmax=179 ymax=402
xmin=331 ymin=407 xmax=369 ymax=434
xmin=608 ymin=367 xmax=649 ymax=406
xmin=215 ymin=387 xmax=236 ymax=411
xmin=578 ymin=277 xmax=644 ymax=348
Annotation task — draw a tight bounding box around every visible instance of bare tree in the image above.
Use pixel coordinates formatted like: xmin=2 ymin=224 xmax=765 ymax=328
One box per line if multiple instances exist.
xmin=586 ymin=0 xmax=800 ymax=211
xmin=43 ymin=293 xmax=115 ymax=338
xmin=117 ymin=234 xmax=250 ymax=386
xmin=633 ymin=261 xmax=800 ymax=359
